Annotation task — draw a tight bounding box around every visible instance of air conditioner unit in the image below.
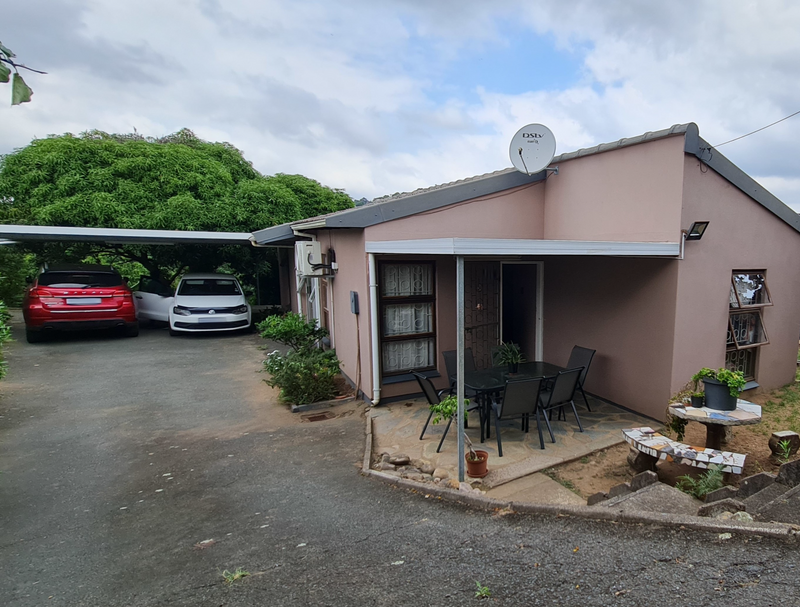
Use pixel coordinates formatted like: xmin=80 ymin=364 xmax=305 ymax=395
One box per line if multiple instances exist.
xmin=295 ymin=241 xmax=326 ymax=276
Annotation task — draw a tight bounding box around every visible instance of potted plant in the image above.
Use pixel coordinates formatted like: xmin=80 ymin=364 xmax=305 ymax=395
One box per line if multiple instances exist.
xmin=464 ymin=433 xmax=489 ymax=478
xmin=690 ymin=392 xmax=705 ymax=408
xmin=691 ymin=367 xmax=745 ymax=411
xmin=496 ymin=342 xmax=525 ymax=374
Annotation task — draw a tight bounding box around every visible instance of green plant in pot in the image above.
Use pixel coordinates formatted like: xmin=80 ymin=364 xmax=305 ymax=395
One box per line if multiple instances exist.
xmin=692 ymin=367 xmax=745 ymax=411
xmin=464 ymin=432 xmax=489 ymax=478
xmin=496 ymin=342 xmax=525 ymax=374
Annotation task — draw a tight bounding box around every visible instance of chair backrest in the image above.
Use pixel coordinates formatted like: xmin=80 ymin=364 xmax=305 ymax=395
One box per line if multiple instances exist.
xmin=490 ymin=346 xmax=503 ymax=367
xmin=412 ymin=371 xmax=441 ymax=406
xmin=442 ymin=348 xmax=476 ymax=380
xmin=544 ymin=367 xmax=583 ymax=408
xmin=566 ymin=346 xmax=595 ymax=385
xmin=498 ymin=377 xmax=542 ymax=419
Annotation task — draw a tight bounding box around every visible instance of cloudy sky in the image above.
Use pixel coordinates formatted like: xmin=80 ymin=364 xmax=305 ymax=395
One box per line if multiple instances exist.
xmin=3 ymin=0 xmax=800 ymax=209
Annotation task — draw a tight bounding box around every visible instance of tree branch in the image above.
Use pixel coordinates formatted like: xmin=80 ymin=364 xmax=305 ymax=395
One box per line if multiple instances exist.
xmin=0 ymin=56 xmax=47 ymax=75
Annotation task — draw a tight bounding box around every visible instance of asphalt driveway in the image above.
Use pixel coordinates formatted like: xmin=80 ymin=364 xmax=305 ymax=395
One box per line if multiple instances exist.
xmin=1 ymin=316 xmax=799 ymax=606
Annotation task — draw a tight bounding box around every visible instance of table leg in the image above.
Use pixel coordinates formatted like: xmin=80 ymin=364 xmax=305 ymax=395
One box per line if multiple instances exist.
xmin=705 ymin=425 xmax=726 ymax=450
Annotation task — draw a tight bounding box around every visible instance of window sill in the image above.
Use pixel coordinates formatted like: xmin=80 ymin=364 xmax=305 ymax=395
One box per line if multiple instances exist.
xmin=382 ymin=370 xmax=441 ymax=385
xmin=742 ymin=380 xmax=759 ymax=392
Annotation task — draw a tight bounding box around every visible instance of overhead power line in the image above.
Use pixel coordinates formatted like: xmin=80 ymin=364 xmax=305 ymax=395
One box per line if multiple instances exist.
xmin=714 ymin=110 xmax=800 ymax=148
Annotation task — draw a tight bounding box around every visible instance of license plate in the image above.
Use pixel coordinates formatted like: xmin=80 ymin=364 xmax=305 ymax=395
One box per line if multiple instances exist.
xmin=67 ymin=298 xmax=102 ymax=305
xmin=198 ymin=317 xmax=219 ymax=322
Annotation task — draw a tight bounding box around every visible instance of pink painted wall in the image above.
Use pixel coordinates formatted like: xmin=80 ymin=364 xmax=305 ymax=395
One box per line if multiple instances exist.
xmin=366 ymin=182 xmax=545 ymax=241
xmin=541 ymin=257 xmax=680 ymax=421
xmin=671 ymin=156 xmax=800 ymax=395
xmin=543 ymin=136 xmax=685 ymax=242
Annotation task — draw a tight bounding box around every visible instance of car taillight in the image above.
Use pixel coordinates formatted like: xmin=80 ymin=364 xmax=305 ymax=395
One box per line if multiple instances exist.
xmin=112 ymin=289 xmax=130 ymax=297
xmin=27 ymin=287 xmax=42 ymax=300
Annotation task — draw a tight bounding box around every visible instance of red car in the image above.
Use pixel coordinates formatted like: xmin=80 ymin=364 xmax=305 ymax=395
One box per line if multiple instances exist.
xmin=23 ymin=264 xmax=139 ymax=343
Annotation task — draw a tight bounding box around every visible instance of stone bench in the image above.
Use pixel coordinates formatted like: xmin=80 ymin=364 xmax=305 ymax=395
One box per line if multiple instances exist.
xmin=623 ymin=427 xmax=746 ymax=475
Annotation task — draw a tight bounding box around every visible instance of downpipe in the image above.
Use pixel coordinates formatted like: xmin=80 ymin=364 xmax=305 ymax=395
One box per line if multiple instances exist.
xmin=368 ymin=253 xmax=381 ymax=406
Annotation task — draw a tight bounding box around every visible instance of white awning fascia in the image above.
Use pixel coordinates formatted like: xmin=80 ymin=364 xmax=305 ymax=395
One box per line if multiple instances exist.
xmin=0 ymin=224 xmax=254 ymax=246
xmin=365 ymin=238 xmax=681 ymax=257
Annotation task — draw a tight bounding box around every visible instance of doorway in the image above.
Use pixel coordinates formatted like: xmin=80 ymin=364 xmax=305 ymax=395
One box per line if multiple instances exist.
xmin=501 ymin=262 xmax=542 ymax=362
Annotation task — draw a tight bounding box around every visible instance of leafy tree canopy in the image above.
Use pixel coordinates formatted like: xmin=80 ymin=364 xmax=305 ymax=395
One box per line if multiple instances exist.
xmin=0 ymin=129 xmax=353 ymax=286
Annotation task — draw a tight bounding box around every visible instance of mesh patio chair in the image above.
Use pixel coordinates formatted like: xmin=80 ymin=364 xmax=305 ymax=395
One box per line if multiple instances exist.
xmin=415 ymin=371 xmax=481 ymax=453
xmin=536 ymin=367 xmax=584 ymax=449
xmin=489 ymin=377 xmax=544 ymax=457
xmin=566 ymin=346 xmax=596 ymax=411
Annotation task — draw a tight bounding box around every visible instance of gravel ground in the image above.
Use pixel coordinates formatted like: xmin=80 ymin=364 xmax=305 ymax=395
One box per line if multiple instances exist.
xmin=1 ymin=316 xmax=799 ymax=606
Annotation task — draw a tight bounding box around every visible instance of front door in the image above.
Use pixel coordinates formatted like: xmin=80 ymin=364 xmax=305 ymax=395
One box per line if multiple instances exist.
xmin=501 ymin=262 xmax=541 ymax=363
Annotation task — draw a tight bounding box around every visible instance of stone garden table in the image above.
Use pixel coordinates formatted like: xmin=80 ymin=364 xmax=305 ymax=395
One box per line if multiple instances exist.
xmin=667 ymin=399 xmax=762 ymax=450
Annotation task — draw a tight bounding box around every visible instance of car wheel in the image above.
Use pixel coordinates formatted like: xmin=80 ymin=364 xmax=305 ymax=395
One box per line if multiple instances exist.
xmin=169 ymin=327 xmax=179 ymax=337
xmin=124 ymin=322 xmax=139 ymax=337
xmin=25 ymin=328 xmax=44 ymax=343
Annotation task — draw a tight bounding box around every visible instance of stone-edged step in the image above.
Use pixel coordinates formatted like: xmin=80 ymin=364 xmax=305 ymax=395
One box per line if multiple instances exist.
xmin=597 ymin=482 xmax=701 ymax=515
xmin=754 ymin=484 xmax=800 ymax=524
xmin=742 ymin=482 xmax=791 ymax=514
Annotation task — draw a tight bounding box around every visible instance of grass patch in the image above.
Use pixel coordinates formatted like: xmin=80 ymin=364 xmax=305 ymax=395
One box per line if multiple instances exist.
xmin=542 ymin=468 xmax=581 ymax=496
xmin=221 ymin=568 xmax=250 ymax=585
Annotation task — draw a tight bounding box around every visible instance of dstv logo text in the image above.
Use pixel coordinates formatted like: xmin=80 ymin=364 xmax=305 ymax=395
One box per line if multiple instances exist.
xmin=522 ymin=132 xmax=544 ymax=139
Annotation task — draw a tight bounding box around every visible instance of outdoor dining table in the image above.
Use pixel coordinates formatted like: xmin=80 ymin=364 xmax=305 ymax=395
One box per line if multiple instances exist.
xmin=667 ymin=399 xmax=762 ymax=450
xmin=456 ymin=361 xmax=567 ymax=439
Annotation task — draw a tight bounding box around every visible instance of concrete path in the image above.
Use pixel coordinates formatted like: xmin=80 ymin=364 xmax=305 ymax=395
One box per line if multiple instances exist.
xmin=2 ymin=315 xmax=799 ymax=606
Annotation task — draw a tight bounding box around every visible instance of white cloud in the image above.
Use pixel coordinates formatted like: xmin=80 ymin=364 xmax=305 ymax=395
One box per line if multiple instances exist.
xmin=1 ymin=0 xmax=799 ymax=211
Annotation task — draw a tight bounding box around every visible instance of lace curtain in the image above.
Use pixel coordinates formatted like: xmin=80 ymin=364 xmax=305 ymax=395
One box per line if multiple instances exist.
xmin=381 ymin=263 xmax=435 ymax=372
xmin=382 ymin=338 xmax=435 ymax=373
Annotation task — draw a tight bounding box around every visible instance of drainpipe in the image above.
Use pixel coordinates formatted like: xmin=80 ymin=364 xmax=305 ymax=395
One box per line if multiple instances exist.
xmin=368 ymin=253 xmax=381 ymax=406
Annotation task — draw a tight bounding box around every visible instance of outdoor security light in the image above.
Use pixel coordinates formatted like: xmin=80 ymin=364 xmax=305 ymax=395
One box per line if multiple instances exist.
xmin=685 ymin=221 xmax=709 ymax=241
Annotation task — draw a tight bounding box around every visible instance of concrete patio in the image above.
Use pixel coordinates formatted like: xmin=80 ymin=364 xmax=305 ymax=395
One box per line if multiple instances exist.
xmin=370 ymin=393 xmax=655 ymax=495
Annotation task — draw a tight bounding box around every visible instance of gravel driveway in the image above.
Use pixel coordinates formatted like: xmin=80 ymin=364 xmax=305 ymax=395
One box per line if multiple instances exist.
xmin=1 ymin=317 xmax=799 ymax=606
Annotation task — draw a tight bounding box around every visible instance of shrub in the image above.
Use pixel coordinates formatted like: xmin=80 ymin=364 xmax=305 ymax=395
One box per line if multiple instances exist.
xmin=676 ymin=465 xmax=724 ymax=499
xmin=264 ymin=348 xmax=341 ymax=405
xmin=258 ymin=312 xmax=328 ymax=352
xmin=0 ymin=301 xmax=11 ymax=381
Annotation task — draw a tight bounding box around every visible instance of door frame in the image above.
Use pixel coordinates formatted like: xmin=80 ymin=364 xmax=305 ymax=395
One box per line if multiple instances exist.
xmin=500 ymin=261 xmax=544 ymax=361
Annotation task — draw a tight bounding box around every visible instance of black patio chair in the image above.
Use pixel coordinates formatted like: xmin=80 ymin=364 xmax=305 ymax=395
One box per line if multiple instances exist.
xmin=566 ymin=346 xmax=596 ymax=411
xmin=536 ymin=367 xmax=584 ymax=449
xmin=415 ymin=372 xmax=481 ymax=453
xmin=489 ymin=377 xmax=544 ymax=457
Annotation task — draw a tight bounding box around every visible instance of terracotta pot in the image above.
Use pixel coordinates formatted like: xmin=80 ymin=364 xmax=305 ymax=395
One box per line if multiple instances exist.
xmin=466 ymin=449 xmax=489 ymax=478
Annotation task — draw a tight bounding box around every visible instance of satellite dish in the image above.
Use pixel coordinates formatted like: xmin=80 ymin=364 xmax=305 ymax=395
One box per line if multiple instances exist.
xmin=509 ymin=123 xmax=557 ymax=175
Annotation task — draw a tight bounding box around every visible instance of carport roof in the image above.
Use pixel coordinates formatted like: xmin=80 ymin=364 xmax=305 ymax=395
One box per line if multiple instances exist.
xmin=0 ymin=224 xmax=254 ymax=246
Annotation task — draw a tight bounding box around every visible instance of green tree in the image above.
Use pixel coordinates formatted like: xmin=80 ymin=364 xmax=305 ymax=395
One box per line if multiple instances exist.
xmin=0 ymin=41 xmax=45 ymax=105
xmin=0 ymin=301 xmax=11 ymax=381
xmin=0 ymin=130 xmax=353 ymax=288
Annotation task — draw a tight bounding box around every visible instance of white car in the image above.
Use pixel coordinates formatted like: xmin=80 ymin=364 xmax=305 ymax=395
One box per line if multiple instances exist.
xmin=135 ymin=273 xmax=251 ymax=335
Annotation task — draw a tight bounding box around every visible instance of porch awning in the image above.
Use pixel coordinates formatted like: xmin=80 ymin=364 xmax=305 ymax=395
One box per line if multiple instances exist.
xmin=0 ymin=225 xmax=254 ymax=246
xmin=365 ymin=238 xmax=681 ymax=257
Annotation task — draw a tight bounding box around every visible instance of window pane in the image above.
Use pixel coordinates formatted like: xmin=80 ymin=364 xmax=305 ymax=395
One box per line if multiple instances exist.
xmin=730 ymin=311 xmax=769 ymax=348
xmin=732 ymin=273 xmax=771 ymax=306
xmin=726 ymin=348 xmax=756 ymax=381
xmin=383 ymin=303 xmax=432 ymax=336
xmin=382 ymin=338 xmax=435 ymax=372
xmin=382 ymin=264 xmax=432 ymax=297
xmin=729 ymin=284 xmax=739 ymax=309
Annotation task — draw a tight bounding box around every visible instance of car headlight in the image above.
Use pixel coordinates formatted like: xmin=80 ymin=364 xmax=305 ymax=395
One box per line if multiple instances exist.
xmin=173 ymin=306 xmax=191 ymax=316
xmin=232 ymin=305 xmax=248 ymax=314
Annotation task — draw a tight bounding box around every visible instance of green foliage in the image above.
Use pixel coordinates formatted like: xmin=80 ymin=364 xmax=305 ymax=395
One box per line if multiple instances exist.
xmin=691 ymin=367 xmax=746 ymax=397
xmin=0 ymin=248 xmax=37 ymax=305
xmin=0 ymin=301 xmax=12 ymax=381
xmin=665 ymin=413 xmax=687 ymax=442
xmin=429 ymin=394 xmax=469 ymax=425
xmin=777 ymin=439 xmax=794 ymax=463
xmin=474 ymin=581 xmax=491 ymax=599
xmin=676 ymin=465 xmax=725 ymax=499
xmin=0 ymin=42 xmax=40 ymax=106
xmin=263 ymin=348 xmax=341 ymax=406
xmin=258 ymin=312 xmax=328 ymax=353
xmin=221 ymin=568 xmax=250 ymax=584
xmin=0 ymin=130 xmax=353 ymax=289
xmin=496 ymin=342 xmax=525 ymax=365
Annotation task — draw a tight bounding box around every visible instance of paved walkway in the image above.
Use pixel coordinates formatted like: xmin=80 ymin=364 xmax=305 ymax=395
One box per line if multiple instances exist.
xmin=371 ymin=393 xmax=653 ymax=494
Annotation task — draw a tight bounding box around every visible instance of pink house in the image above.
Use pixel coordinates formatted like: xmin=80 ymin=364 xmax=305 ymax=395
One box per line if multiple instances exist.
xmin=253 ymin=123 xmax=800 ymax=421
